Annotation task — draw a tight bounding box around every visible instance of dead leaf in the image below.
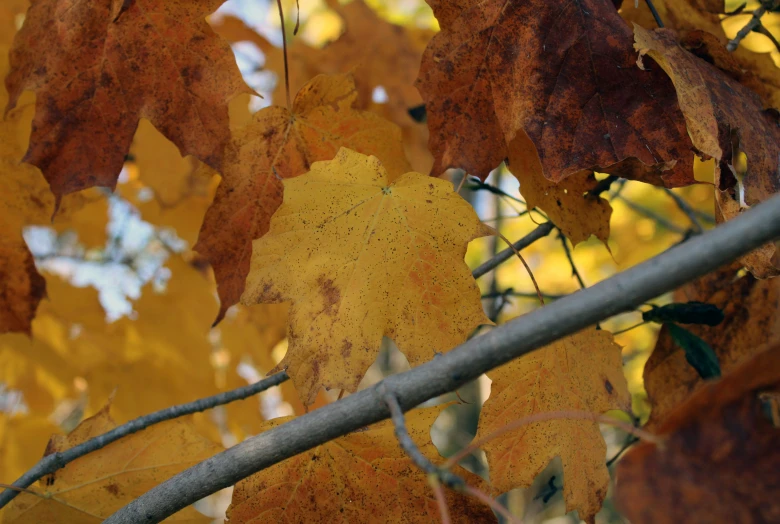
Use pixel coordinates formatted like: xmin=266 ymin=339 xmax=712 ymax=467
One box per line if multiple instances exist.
xmin=416 ymin=0 xmax=695 ymax=186
xmin=5 ymin=0 xmax=252 ymax=199
xmin=634 ymin=26 xmax=780 ymax=277
xmin=226 ymin=407 xmax=495 ymax=523
xmin=478 ymin=329 xmax=630 ymax=522
xmin=196 ymin=73 xmax=410 ymax=323
xmin=2 ymin=402 xmax=222 ymax=522
xmin=644 ymin=263 xmax=780 ymax=427
xmin=241 ymin=148 xmax=489 ymax=405
xmin=616 ymin=342 xmax=780 ymax=523
xmin=620 ymin=0 xmax=780 ymax=108
xmin=508 ymin=131 xmax=612 ymax=245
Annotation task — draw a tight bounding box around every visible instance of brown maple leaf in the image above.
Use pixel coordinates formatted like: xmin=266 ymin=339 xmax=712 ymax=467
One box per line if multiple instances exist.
xmin=617 ymin=342 xmax=780 ymax=523
xmin=416 ymin=0 xmax=695 ymax=186
xmin=195 ymin=73 xmax=410 ymax=323
xmin=635 ymin=26 xmax=780 ymax=277
xmin=4 ymin=0 xmax=252 ymax=199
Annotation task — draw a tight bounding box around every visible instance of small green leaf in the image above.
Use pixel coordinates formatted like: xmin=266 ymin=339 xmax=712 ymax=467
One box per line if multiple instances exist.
xmin=642 ymin=302 xmax=724 ymax=326
xmin=668 ymin=324 xmax=721 ymax=380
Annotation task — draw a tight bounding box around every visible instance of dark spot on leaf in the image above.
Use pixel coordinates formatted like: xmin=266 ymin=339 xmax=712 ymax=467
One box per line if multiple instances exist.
xmin=605 ymin=379 xmax=614 ymax=394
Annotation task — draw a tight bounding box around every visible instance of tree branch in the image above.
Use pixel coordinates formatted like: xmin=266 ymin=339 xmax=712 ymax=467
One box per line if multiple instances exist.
xmin=472 ymin=222 xmax=555 ymax=279
xmin=106 ymin=193 xmax=780 ymax=524
xmin=0 ymin=371 xmax=289 ymax=509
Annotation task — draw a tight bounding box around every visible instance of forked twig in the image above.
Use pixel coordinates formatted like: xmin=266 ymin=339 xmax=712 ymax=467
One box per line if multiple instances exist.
xmin=381 ymin=386 xmax=520 ymax=523
xmin=727 ymin=1 xmax=779 ymax=52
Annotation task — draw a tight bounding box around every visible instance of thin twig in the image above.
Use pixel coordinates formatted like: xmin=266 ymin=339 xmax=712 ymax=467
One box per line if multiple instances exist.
xmin=726 ymin=1 xmax=776 ymax=52
xmin=443 ymin=410 xmax=662 ymax=470
xmin=0 ymin=371 xmax=289 ymax=509
xmin=754 ymin=22 xmax=780 ymax=52
xmin=606 ymin=435 xmax=639 ymax=468
xmin=663 ymin=188 xmax=704 ymax=233
xmin=472 ymin=222 xmax=555 ymax=279
xmin=481 ymin=290 xmax=567 ymax=301
xmin=428 ymin=475 xmax=452 ymax=524
xmin=488 ymin=227 xmax=544 ymax=305
xmin=644 ymin=0 xmax=665 ymax=28
xmin=382 ymin=387 xmax=519 ymax=523
xmin=105 ymin=194 xmax=780 ymax=524
xmin=462 ymin=485 xmax=522 ymax=524
xmin=611 ymin=320 xmax=649 ymax=336
xmin=558 ymin=231 xmax=586 ymax=289
xmin=614 ymin=194 xmax=687 ymax=234
xmin=465 ymin=179 xmax=526 ymax=205
xmin=275 ymin=0 xmax=292 ymax=110
xmin=588 ymin=175 xmax=618 ymax=198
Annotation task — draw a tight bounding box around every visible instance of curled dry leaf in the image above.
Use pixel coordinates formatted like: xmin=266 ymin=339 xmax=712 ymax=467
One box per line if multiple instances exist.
xmin=620 ymin=0 xmax=780 ymax=108
xmin=226 ymin=407 xmax=495 ymax=523
xmin=616 ymin=343 xmax=780 ymax=523
xmin=416 ymin=0 xmax=694 ymax=186
xmin=196 ymin=73 xmax=410 ymax=323
xmin=644 ymin=263 xmax=780 ymax=427
xmin=241 ymin=148 xmax=490 ymax=405
xmin=4 ymin=0 xmax=252 ymax=199
xmin=634 ymin=26 xmax=780 ymax=277
xmin=477 ymin=328 xmax=630 ymax=522
xmin=2 ymin=401 xmax=223 ymax=523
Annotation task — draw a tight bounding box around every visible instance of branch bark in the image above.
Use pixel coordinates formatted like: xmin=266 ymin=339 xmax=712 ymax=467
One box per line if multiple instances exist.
xmin=0 ymin=371 xmax=289 ymax=508
xmin=106 ymin=193 xmax=780 ymax=523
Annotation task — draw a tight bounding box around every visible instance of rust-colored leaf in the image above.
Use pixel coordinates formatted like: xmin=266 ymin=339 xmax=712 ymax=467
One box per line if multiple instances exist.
xmin=241 ymin=148 xmax=489 ymax=405
xmin=616 ymin=343 xmax=780 ymax=524
xmin=196 ymin=73 xmax=410 ymax=323
xmin=477 ymin=329 xmax=630 ymax=522
xmin=2 ymin=401 xmax=222 ymax=522
xmin=644 ymin=263 xmax=780 ymax=427
xmin=5 ymin=0 xmax=251 ymax=199
xmin=634 ymin=26 xmax=780 ymax=277
xmin=416 ymin=0 xmax=694 ymax=186
xmin=226 ymin=407 xmax=494 ymax=523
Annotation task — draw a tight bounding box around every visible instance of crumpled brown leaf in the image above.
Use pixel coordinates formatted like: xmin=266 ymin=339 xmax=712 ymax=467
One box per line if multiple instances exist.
xmin=617 ymin=342 xmax=780 ymax=523
xmin=634 ymin=26 xmax=780 ymax=277
xmin=416 ymin=0 xmax=695 ymax=186
xmin=5 ymin=0 xmax=252 ymax=199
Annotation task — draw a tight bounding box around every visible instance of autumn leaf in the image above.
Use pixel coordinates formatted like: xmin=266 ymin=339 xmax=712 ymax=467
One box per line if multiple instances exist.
xmin=634 ymin=26 xmax=780 ymax=277
xmin=196 ymin=73 xmax=411 ymax=322
xmin=644 ymin=263 xmax=780 ymax=427
xmin=241 ymin=148 xmax=489 ymax=405
xmin=477 ymin=329 xmax=630 ymax=522
xmin=616 ymin=342 xmax=780 ymax=523
xmin=416 ymin=0 xmax=695 ymax=186
xmin=509 ymin=131 xmax=612 ymax=245
xmin=620 ymin=0 xmax=780 ymax=108
xmin=1 ymin=402 xmax=222 ymax=523
xmin=4 ymin=0 xmax=252 ymax=199
xmin=226 ymin=407 xmax=494 ymax=523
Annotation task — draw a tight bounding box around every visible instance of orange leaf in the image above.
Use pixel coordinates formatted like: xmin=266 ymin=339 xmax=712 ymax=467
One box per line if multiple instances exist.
xmin=5 ymin=0 xmax=251 ymax=198
xmin=616 ymin=342 xmax=780 ymax=523
xmin=416 ymin=0 xmax=694 ymax=185
xmin=196 ymin=73 xmax=410 ymax=322
xmin=2 ymin=402 xmax=223 ymax=522
xmin=477 ymin=329 xmax=630 ymax=522
xmin=226 ymin=407 xmax=494 ymax=523
xmin=241 ymin=148 xmax=489 ymax=405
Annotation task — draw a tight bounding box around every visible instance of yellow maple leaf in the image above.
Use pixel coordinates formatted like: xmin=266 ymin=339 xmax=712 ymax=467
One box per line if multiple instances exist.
xmin=1 ymin=403 xmax=222 ymax=523
xmin=227 ymin=407 xmax=494 ymax=523
xmin=241 ymin=147 xmax=490 ymax=405
xmin=477 ymin=328 xmax=630 ymax=522
xmin=196 ymin=72 xmax=411 ymax=322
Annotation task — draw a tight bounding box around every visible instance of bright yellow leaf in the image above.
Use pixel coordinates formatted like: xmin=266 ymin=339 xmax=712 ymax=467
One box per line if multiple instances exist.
xmin=241 ymin=147 xmax=490 ymax=405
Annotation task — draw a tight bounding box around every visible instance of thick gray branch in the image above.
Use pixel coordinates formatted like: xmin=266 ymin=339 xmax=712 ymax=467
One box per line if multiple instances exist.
xmin=0 ymin=371 xmax=289 ymax=508
xmin=107 ymin=194 xmax=780 ymax=524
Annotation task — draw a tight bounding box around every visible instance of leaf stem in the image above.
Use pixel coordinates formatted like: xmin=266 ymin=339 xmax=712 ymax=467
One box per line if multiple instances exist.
xmin=275 ymin=0 xmax=292 ymax=110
